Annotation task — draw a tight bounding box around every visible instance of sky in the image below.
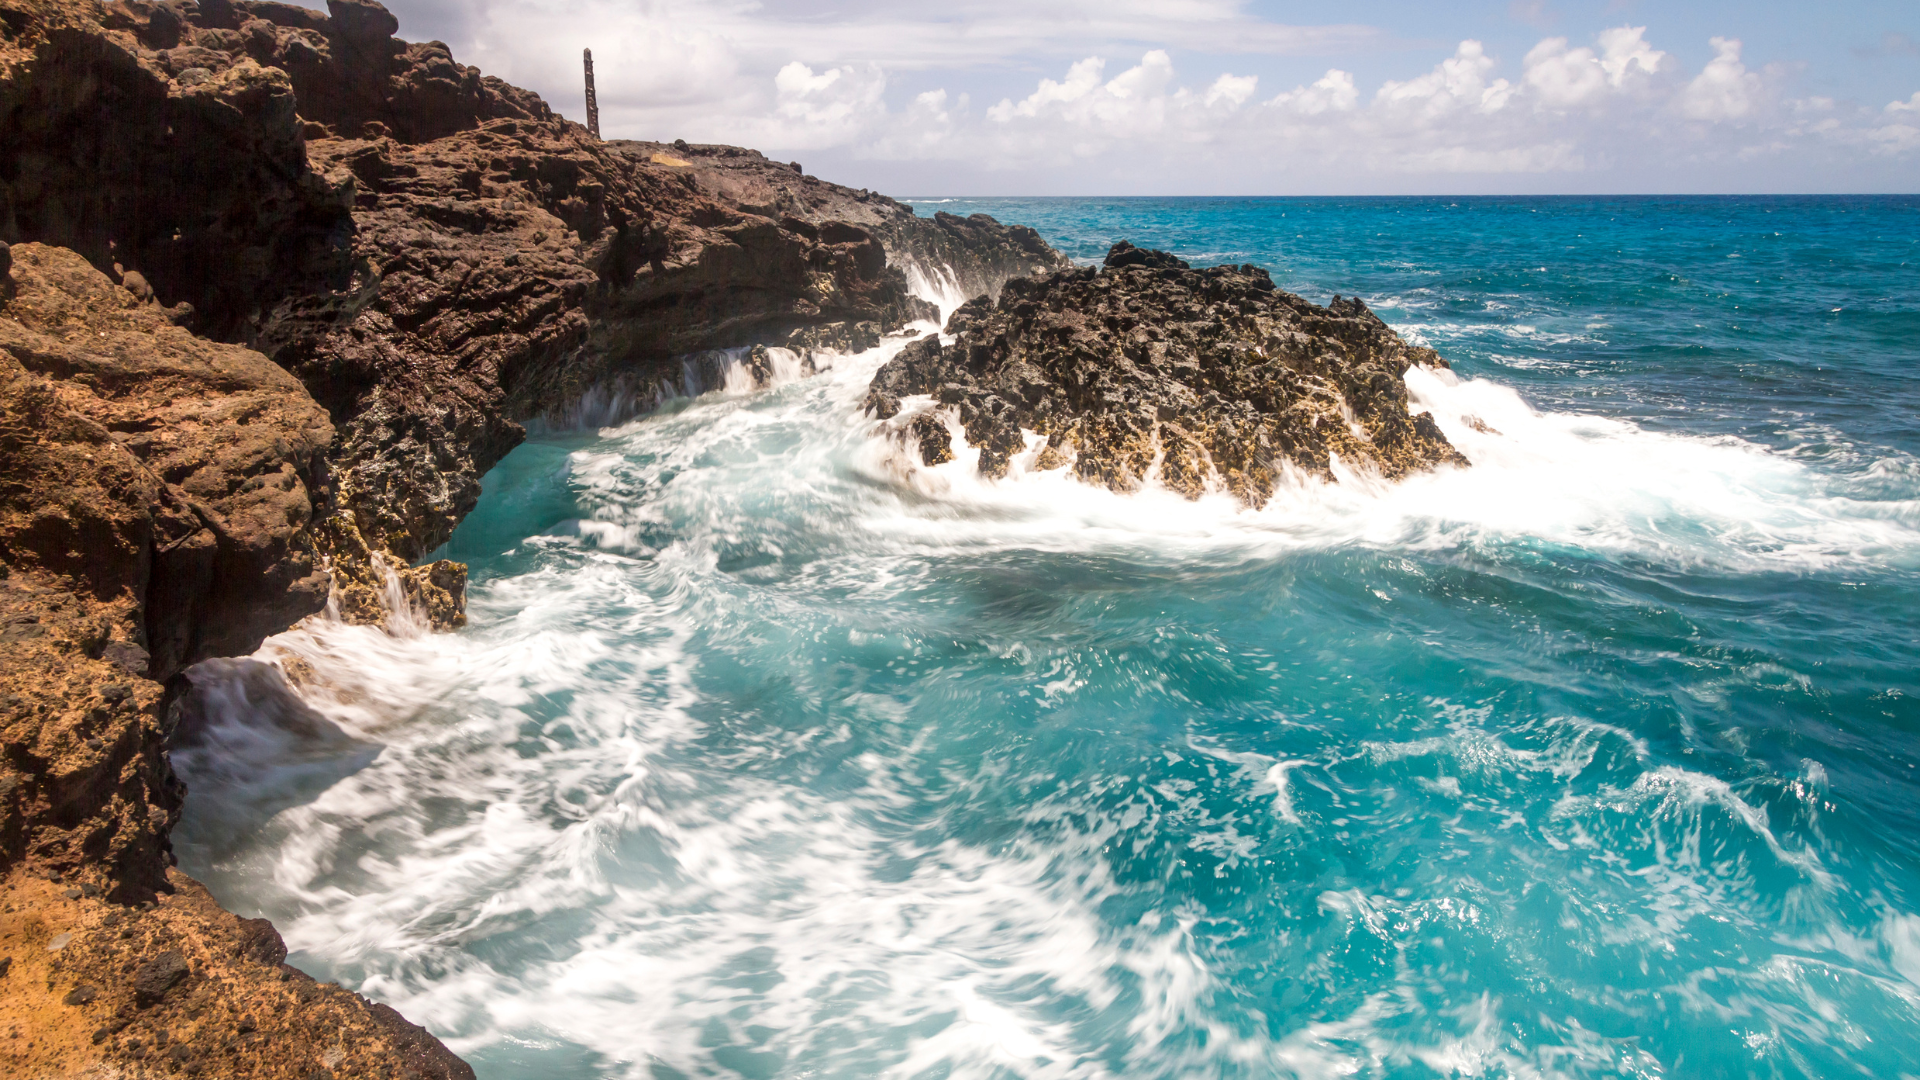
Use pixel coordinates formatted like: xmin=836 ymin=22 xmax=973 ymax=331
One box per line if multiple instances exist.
xmin=368 ymin=0 xmax=1920 ymax=195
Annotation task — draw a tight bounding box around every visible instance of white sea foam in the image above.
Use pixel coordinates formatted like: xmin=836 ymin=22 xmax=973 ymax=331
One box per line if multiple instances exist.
xmin=825 ymin=355 xmax=1920 ymax=572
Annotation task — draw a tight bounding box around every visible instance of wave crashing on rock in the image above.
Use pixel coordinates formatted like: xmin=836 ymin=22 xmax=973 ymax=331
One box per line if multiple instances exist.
xmin=866 ymin=240 xmax=1468 ymax=505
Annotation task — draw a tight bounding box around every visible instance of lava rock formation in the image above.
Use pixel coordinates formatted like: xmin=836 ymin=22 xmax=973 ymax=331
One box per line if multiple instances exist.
xmin=867 ymin=241 xmax=1469 ymax=503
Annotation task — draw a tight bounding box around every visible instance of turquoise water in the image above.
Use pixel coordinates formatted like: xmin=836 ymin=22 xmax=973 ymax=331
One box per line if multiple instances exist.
xmin=176 ymin=196 xmax=1920 ymax=1079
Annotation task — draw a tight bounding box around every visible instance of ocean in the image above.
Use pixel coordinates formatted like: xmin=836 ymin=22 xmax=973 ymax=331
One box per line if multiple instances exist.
xmin=173 ymin=195 xmax=1920 ymax=1079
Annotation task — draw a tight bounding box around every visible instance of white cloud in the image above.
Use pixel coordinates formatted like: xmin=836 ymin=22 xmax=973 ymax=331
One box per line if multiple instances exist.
xmin=1204 ymin=73 xmax=1259 ymax=109
xmin=1523 ymin=37 xmax=1609 ymax=109
xmin=985 ymin=52 xmax=1185 ymax=143
xmin=1375 ymin=40 xmax=1514 ymax=119
xmin=1595 ymin=26 xmax=1667 ymax=86
xmin=1870 ymin=91 xmax=1920 ymax=154
xmin=840 ymin=29 xmax=1920 ymax=182
xmin=1270 ymin=70 xmax=1358 ymax=115
xmin=1520 ymin=28 xmax=1666 ymax=110
xmin=769 ymin=62 xmax=888 ymax=147
xmin=1678 ymin=37 xmax=1762 ymax=121
xmin=988 ymin=58 xmax=1109 ymax=122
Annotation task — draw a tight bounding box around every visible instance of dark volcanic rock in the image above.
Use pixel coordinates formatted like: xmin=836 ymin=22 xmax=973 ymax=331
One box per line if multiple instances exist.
xmin=0 ymin=3 xmax=1072 ymax=1071
xmin=0 ymin=0 xmax=356 ymax=341
xmin=132 ymin=949 xmax=188 ymax=1005
xmin=262 ymin=118 xmax=941 ymax=563
xmin=866 ymin=242 xmax=1468 ymax=504
xmin=604 ymin=140 xmax=1070 ymax=302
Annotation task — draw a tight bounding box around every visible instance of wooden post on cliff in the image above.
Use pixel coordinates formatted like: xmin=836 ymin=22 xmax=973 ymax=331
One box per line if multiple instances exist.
xmin=583 ymin=48 xmax=601 ymax=140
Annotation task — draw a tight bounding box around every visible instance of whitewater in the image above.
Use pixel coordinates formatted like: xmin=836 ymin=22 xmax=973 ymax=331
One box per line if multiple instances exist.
xmin=173 ymin=196 xmax=1920 ymax=1079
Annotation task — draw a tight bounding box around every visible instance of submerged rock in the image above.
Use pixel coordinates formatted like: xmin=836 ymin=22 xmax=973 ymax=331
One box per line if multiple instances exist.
xmin=866 ymin=241 xmax=1468 ymax=504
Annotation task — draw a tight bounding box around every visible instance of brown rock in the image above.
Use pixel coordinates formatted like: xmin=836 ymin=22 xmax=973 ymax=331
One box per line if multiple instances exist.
xmin=324 ymin=0 xmax=398 ymax=44
xmin=0 ymin=243 xmax=333 ymax=903
xmin=602 ymin=140 xmax=1069 ymax=301
xmin=0 ymin=0 xmax=355 ymax=340
xmin=4 ymin=0 xmax=1066 ymax=597
xmin=0 ymin=4 xmax=1070 ymax=1076
xmin=0 ymin=243 xmax=333 ymax=674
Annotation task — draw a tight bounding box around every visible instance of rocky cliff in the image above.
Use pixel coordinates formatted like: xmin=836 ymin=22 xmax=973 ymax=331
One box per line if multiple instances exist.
xmin=2 ymin=0 xmax=1057 ymax=585
xmin=867 ymin=241 xmax=1467 ymax=502
xmin=0 ymin=0 xmax=1063 ymax=1074
xmin=0 ymin=242 xmax=472 ymax=1078
xmin=603 ymin=140 xmax=1067 ymax=303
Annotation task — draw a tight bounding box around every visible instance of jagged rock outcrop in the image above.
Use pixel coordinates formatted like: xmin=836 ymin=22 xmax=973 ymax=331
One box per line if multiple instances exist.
xmin=0 ymin=242 xmax=335 ymax=1070
xmin=266 ymin=116 xmax=944 ymax=561
xmin=0 ymin=0 xmax=356 ymax=341
xmin=1 ymin=244 xmax=333 ymax=677
xmin=605 ymin=140 xmax=1070 ymax=302
xmin=1 ymin=0 xmax=1045 ymax=572
xmin=867 ymin=241 xmax=1468 ymax=503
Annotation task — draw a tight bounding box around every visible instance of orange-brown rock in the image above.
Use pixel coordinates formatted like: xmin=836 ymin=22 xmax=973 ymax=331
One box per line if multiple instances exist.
xmin=0 ymin=869 xmax=472 ymax=1079
xmin=0 ymin=241 xmax=477 ymax=1076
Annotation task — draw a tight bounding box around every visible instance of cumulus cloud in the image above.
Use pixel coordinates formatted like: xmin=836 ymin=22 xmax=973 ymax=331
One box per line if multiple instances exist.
xmin=1678 ymin=37 xmax=1763 ymax=121
xmin=1205 ymin=73 xmax=1260 ymax=108
xmin=1269 ymin=70 xmax=1358 ymax=115
xmin=768 ymin=62 xmax=888 ymax=147
xmin=1871 ymin=91 xmax=1920 ymax=154
xmin=1522 ymin=27 xmax=1668 ymax=109
xmin=815 ymin=26 xmax=1916 ymax=183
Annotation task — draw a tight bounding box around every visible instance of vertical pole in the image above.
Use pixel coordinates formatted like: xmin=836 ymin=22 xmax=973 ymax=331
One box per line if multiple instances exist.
xmin=583 ymin=48 xmax=601 ymax=140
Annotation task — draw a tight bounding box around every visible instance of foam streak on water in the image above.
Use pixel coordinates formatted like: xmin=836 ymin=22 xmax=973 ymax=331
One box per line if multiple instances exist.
xmin=175 ymin=197 xmax=1920 ymax=1080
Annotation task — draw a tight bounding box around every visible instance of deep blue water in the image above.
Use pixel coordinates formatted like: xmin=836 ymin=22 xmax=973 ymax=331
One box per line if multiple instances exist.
xmin=178 ymin=196 xmax=1920 ymax=1079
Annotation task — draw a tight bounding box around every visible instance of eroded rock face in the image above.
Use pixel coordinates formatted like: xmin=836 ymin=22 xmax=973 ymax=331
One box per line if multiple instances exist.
xmin=0 ymin=0 xmax=357 ymax=341
xmin=0 ymin=2 xmax=1072 ymax=1070
xmin=866 ymin=242 xmax=1468 ymax=504
xmin=0 ymin=242 xmax=331 ymax=892
xmin=2 ymin=0 xmax=992 ymax=570
xmin=0 ymin=244 xmax=333 ymax=672
xmin=258 ymin=117 xmax=945 ymax=562
xmin=0 ymin=241 xmax=464 ymax=1080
